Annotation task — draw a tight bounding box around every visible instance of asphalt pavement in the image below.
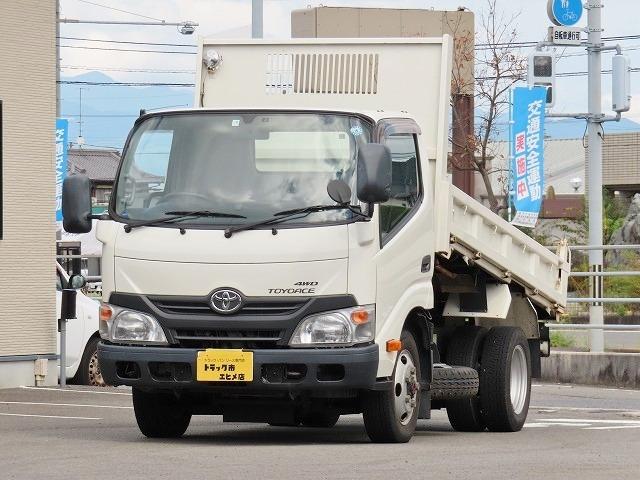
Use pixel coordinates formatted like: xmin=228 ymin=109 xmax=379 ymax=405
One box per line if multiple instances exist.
xmin=0 ymin=382 xmax=639 ymax=480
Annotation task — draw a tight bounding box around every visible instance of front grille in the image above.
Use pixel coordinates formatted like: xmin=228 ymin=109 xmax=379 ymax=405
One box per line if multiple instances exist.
xmin=172 ymin=328 xmax=283 ymax=349
xmin=151 ymin=297 xmax=308 ymax=317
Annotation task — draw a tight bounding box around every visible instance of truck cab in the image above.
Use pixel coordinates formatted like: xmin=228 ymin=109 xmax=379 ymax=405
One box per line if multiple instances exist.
xmin=62 ymin=38 xmax=569 ymax=442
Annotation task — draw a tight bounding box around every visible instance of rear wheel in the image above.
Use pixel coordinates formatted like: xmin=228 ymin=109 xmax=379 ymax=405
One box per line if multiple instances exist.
xmin=479 ymin=327 xmax=531 ymax=432
xmin=362 ymin=330 xmax=421 ymax=443
xmin=444 ymin=326 xmax=487 ymax=431
xmin=132 ymin=388 xmax=192 ymax=438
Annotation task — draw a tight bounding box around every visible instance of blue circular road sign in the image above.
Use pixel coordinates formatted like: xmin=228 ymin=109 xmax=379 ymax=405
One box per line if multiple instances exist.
xmin=547 ymin=0 xmax=583 ymax=26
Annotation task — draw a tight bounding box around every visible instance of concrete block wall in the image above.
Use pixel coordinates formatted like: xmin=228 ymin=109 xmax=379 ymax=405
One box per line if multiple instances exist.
xmin=542 ymin=352 xmax=640 ymax=389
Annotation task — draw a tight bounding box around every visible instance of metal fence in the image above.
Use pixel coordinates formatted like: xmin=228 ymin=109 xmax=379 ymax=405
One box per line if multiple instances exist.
xmin=546 ymin=244 xmax=640 ymax=352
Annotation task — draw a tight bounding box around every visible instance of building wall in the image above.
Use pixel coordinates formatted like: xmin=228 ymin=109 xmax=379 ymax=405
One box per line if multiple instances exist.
xmin=601 ymin=132 xmax=640 ymax=190
xmin=0 ymin=1 xmax=57 ymax=383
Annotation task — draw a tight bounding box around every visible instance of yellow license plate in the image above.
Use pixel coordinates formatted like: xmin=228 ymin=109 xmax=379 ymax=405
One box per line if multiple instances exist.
xmin=196 ymin=349 xmax=253 ymax=382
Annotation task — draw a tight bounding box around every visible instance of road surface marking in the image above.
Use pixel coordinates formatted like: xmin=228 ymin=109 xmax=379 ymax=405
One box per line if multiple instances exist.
xmin=532 ymin=405 xmax=640 ymax=414
xmin=532 ymin=384 xmax=573 ymax=389
xmin=526 ymin=418 xmax=640 ymax=430
xmin=0 ymin=412 xmax=101 ymax=420
xmin=528 ymin=421 xmax=591 ymax=427
xmin=546 ymin=418 xmax=640 ymax=425
xmin=585 ymin=425 xmax=640 ymax=430
xmin=0 ymin=401 xmax=132 ymax=410
xmin=19 ymin=386 xmax=131 ymax=396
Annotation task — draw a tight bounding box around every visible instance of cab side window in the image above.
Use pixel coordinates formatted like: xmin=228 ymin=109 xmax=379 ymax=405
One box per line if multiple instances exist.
xmin=379 ymin=134 xmax=421 ymax=239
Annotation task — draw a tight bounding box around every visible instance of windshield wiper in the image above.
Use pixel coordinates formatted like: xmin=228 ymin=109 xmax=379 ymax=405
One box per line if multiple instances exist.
xmin=124 ymin=210 xmax=246 ymax=232
xmin=224 ymin=204 xmax=368 ymax=238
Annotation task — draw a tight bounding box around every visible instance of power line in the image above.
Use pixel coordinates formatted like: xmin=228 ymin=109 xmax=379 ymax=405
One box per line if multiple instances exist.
xmin=57 ymin=80 xmax=195 ymax=87
xmin=476 ymin=67 xmax=640 ymax=81
xmin=74 ymin=0 xmax=164 ymax=22
xmin=61 ymin=114 xmax=139 ymax=117
xmin=61 ymin=65 xmax=195 ymax=74
xmin=58 ymin=36 xmax=196 ymax=48
xmin=59 ymin=44 xmax=197 ymax=54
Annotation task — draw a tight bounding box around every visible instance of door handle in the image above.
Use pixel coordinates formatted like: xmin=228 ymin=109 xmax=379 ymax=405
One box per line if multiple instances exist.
xmin=421 ymin=255 xmax=431 ymax=273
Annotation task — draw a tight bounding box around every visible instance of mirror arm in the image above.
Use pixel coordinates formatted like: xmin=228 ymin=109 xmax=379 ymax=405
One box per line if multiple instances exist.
xmin=366 ymin=202 xmax=375 ymax=218
xmin=347 ymin=204 xmax=373 ymax=220
xmin=88 ymin=213 xmax=110 ymax=220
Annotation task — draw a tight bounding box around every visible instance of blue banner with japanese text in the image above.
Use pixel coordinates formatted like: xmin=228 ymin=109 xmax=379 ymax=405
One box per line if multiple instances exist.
xmin=511 ymin=86 xmax=546 ymax=228
xmin=55 ymin=119 xmax=68 ymax=223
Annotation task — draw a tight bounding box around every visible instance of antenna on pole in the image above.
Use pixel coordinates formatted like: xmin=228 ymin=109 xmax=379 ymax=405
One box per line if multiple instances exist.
xmin=252 ymin=0 xmax=263 ymax=38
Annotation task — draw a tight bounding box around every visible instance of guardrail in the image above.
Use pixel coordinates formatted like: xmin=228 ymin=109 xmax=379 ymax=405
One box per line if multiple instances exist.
xmin=563 ymin=244 xmax=640 ymax=304
xmin=549 ymin=244 xmax=640 ymax=352
xmin=547 ymin=324 xmax=640 ymax=331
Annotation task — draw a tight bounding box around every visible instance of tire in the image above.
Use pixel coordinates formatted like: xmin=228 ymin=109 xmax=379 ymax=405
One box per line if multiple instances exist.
xmin=76 ymin=337 xmax=107 ymax=387
xmin=479 ymin=327 xmax=531 ymax=432
xmin=362 ymin=330 xmax=421 ymax=443
xmin=132 ymin=388 xmax=192 ymax=438
xmin=301 ymin=411 xmax=340 ymax=428
xmin=431 ymin=366 xmax=479 ymax=400
xmin=445 ymin=326 xmax=487 ymax=431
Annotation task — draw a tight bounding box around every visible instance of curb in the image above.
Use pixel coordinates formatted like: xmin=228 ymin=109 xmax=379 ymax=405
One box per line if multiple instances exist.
xmin=541 ymin=351 xmax=640 ymax=389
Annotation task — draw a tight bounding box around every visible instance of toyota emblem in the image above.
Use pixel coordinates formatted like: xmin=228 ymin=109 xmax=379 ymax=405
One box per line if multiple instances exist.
xmin=210 ymin=288 xmax=243 ymax=314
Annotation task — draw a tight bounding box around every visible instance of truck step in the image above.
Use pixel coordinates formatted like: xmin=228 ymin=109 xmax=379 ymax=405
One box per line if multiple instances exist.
xmin=430 ymin=365 xmax=479 ymax=401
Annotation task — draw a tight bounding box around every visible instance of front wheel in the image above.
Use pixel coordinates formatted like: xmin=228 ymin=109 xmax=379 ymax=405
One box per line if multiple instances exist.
xmin=76 ymin=337 xmax=107 ymax=387
xmin=362 ymin=330 xmax=421 ymax=443
xmin=479 ymin=327 xmax=531 ymax=432
xmin=132 ymin=388 xmax=192 ymax=438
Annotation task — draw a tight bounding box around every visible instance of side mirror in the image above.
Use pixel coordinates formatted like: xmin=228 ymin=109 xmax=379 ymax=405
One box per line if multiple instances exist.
xmin=356 ymin=143 xmax=392 ymax=204
xmin=62 ymin=175 xmax=92 ymax=233
xmin=327 ymin=179 xmax=352 ymax=205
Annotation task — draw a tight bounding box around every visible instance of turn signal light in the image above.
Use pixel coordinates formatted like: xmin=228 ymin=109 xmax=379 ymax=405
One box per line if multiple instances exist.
xmin=99 ymin=304 xmax=113 ymax=322
xmin=350 ymin=309 xmax=370 ymax=325
xmin=386 ymin=339 xmax=402 ymax=352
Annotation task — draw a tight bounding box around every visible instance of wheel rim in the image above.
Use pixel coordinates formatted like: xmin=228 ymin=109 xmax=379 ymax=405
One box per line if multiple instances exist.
xmin=88 ymin=350 xmax=105 ymax=387
xmin=393 ymin=349 xmax=419 ymax=426
xmin=510 ymin=345 xmax=528 ymax=415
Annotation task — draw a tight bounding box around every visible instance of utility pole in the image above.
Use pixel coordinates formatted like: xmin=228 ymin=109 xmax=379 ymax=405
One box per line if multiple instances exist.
xmin=586 ymin=0 xmax=604 ymax=352
xmin=252 ymin=0 xmax=263 ymax=39
xmin=56 ymin=0 xmax=61 ymax=117
xmin=541 ymin=0 xmax=628 ymax=352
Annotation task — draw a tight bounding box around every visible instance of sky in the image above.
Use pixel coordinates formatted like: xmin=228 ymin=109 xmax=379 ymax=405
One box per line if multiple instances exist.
xmin=58 ymin=0 xmax=640 ymax=146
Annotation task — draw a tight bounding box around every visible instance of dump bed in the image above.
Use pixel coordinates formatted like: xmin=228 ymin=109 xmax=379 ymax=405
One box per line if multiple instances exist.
xmin=441 ymin=184 xmax=570 ymax=315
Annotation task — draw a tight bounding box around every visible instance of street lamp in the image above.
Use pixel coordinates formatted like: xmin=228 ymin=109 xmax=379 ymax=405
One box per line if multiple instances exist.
xmin=570 ymin=177 xmax=583 ymax=193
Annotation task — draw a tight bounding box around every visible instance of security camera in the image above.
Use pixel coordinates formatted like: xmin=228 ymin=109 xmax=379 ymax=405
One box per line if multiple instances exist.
xmin=204 ymin=50 xmax=223 ymax=72
xmin=178 ymin=21 xmax=197 ymax=35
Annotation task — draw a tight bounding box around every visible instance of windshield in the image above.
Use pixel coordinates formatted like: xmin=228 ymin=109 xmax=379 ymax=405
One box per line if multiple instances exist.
xmin=113 ymin=112 xmax=371 ymax=226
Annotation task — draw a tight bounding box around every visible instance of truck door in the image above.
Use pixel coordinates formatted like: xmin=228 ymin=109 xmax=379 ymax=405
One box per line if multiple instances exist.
xmin=375 ymin=122 xmax=435 ymax=338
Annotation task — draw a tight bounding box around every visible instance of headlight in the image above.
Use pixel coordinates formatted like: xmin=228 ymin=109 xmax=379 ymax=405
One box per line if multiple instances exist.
xmin=99 ymin=303 xmax=168 ymax=345
xmin=289 ymin=304 xmax=375 ymax=347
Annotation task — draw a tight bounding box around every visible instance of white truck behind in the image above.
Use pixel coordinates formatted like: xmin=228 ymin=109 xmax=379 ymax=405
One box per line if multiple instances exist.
xmin=62 ymin=37 xmax=570 ymax=442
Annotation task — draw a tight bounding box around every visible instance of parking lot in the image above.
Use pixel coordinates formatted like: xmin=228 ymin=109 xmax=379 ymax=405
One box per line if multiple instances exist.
xmin=0 ymin=382 xmax=638 ymax=479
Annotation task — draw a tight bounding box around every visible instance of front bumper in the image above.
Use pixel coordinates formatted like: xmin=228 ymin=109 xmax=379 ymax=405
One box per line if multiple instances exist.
xmin=98 ymin=342 xmax=379 ymax=392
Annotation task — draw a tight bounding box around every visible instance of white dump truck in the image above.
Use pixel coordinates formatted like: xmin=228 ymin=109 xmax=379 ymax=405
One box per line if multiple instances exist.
xmin=62 ymin=37 xmax=570 ymax=442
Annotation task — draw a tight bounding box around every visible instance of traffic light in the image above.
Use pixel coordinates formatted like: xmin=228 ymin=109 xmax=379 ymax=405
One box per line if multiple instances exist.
xmin=527 ymin=51 xmax=555 ymax=107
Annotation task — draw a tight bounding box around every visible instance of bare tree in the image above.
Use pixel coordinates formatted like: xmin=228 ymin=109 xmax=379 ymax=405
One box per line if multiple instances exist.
xmin=450 ymin=0 xmax=526 ymax=214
